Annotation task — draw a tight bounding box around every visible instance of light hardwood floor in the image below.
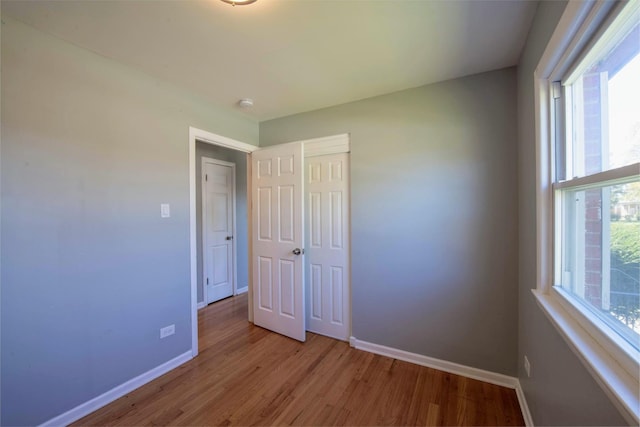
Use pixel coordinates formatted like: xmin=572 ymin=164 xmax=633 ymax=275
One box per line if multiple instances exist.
xmin=74 ymin=294 xmax=524 ymax=426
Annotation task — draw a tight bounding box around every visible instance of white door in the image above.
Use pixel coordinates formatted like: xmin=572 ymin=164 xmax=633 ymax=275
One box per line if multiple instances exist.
xmin=305 ymin=153 xmax=350 ymax=341
xmin=203 ymin=159 xmax=235 ymax=304
xmin=252 ymin=143 xmax=306 ymax=342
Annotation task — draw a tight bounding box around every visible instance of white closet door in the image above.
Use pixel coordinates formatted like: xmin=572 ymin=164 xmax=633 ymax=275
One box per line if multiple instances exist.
xmin=251 ymin=143 xmax=306 ymax=342
xmin=305 ymin=153 xmax=350 ymax=341
xmin=203 ymin=161 xmax=234 ymax=304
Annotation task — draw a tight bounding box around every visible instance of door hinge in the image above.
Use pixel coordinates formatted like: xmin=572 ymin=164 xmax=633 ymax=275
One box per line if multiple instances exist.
xmin=206 ymin=277 xmax=209 ymax=285
xmin=205 ymin=174 xmax=208 ymax=181
xmin=552 ymin=81 xmax=562 ymax=99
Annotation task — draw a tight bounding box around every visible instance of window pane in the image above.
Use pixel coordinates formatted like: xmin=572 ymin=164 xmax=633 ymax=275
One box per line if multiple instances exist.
xmin=566 ymin=23 xmax=640 ymax=178
xmin=560 ymin=181 xmax=640 ymax=349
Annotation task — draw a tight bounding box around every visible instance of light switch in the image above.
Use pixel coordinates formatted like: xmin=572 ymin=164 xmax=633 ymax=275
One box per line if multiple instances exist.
xmin=160 ymin=203 xmax=170 ymax=218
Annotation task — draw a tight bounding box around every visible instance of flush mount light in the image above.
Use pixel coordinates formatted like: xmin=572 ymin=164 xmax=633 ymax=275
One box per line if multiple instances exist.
xmin=220 ymin=0 xmax=257 ymax=5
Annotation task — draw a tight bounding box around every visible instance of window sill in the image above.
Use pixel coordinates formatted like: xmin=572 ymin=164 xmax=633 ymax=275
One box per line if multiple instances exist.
xmin=532 ymin=288 xmax=639 ymax=425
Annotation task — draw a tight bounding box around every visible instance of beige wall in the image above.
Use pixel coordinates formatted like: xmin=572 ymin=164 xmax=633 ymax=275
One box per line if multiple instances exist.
xmin=261 ymin=67 xmax=520 ymax=376
xmin=1 ymin=17 xmax=257 ymax=425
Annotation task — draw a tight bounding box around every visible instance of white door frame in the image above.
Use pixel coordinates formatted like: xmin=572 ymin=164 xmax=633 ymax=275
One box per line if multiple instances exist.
xmin=189 ymin=127 xmax=256 ymax=357
xmin=201 ymin=157 xmax=237 ymax=305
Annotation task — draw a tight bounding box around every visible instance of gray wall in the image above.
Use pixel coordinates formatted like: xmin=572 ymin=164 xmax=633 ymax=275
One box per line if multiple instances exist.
xmin=517 ymin=2 xmax=628 ymax=425
xmin=1 ymin=17 xmax=257 ymax=426
xmin=196 ymin=142 xmax=248 ymax=303
xmin=261 ymin=68 xmax=519 ymax=376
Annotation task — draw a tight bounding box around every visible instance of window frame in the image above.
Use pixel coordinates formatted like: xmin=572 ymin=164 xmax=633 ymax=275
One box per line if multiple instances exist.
xmin=533 ymin=1 xmax=640 ymax=425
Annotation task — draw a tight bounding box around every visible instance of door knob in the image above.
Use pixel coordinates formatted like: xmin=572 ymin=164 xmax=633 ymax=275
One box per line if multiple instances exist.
xmin=292 ymin=248 xmax=303 ymax=255
xmin=226 ymin=236 xmax=233 ymax=240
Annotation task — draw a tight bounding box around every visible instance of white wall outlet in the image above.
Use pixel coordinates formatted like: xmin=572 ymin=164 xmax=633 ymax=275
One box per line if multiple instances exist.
xmin=524 ymin=355 xmax=531 ymax=377
xmin=160 ymin=203 xmax=170 ymax=218
xmin=160 ymin=324 xmax=175 ymax=339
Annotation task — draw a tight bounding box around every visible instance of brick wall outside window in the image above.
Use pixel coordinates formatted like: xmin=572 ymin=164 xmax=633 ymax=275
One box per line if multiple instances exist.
xmin=582 ymin=72 xmax=604 ymax=309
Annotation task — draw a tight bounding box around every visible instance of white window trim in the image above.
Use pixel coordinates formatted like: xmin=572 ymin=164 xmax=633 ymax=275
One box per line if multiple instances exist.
xmin=533 ymin=1 xmax=640 ymax=425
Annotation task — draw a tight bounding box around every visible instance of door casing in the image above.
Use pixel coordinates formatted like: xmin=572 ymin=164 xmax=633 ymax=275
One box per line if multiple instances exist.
xmin=189 ymin=127 xmax=256 ymax=357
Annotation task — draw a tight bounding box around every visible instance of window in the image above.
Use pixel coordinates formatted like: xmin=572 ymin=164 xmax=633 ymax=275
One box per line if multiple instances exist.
xmin=556 ymin=14 xmax=640 ymax=351
xmin=534 ymin=1 xmax=640 ymax=424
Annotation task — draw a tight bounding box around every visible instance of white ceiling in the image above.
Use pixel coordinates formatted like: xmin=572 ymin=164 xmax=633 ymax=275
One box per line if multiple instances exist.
xmin=2 ymin=0 xmax=538 ymax=121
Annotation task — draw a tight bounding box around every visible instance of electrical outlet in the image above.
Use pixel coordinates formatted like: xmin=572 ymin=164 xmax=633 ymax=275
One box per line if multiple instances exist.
xmin=160 ymin=324 xmax=175 ymax=339
xmin=524 ymin=355 xmax=531 ymax=377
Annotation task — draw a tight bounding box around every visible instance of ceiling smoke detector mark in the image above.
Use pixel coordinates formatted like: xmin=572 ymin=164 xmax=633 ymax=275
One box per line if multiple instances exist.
xmin=238 ymin=98 xmax=254 ymax=109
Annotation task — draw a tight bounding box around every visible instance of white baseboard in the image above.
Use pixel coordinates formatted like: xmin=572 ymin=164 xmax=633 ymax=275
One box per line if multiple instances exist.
xmin=199 ymin=289 xmax=246 ymax=308
xmin=39 ymin=351 xmax=192 ymax=427
xmin=349 ymin=337 xmax=533 ymax=425
xmin=515 ymin=382 xmax=534 ymax=427
xmin=350 ymin=337 xmax=518 ymax=388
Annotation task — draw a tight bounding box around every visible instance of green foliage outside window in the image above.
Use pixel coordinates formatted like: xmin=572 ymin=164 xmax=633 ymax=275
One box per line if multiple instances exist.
xmin=610 ymin=221 xmax=640 ymax=329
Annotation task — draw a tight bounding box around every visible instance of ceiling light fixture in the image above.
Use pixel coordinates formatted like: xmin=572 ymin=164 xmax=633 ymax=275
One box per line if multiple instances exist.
xmin=220 ymin=0 xmax=257 ymax=6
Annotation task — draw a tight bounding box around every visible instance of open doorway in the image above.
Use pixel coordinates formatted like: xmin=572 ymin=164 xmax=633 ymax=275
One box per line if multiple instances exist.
xmin=189 ymin=127 xmax=257 ymax=357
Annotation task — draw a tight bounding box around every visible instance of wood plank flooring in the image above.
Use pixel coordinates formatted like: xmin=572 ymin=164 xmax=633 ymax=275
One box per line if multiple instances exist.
xmin=74 ymin=294 xmax=524 ymax=426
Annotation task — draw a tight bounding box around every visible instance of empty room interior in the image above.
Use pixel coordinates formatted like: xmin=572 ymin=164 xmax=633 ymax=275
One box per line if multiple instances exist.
xmin=2 ymin=0 xmax=639 ymax=426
